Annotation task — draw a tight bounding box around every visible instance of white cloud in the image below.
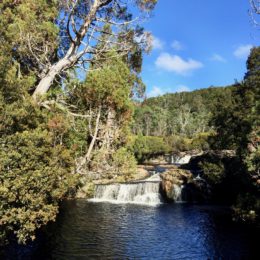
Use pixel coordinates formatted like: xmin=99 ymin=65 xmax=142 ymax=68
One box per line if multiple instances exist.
xmin=171 ymin=40 xmax=183 ymax=51
xmin=147 ymin=86 xmax=165 ymax=97
xmin=152 ymin=36 xmax=164 ymax=50
xmin=175 ymin=85 xmax=190 ymax=93
xmin=155 ymin=53 xmax=203 ymax=75
xmin=210 ymin=54 xmax=226 ymax=62
xmin=234 ymin=44 xmax=253 ymax=59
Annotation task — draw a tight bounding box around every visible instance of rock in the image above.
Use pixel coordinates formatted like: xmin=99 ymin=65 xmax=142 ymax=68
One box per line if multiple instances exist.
xmin=160 ymin=167 xmax=212 ymax=202
xmin=160 ymin=169 xmax=192 ymax=201
xmin=132 ymin=166 xmax=150 ymax=180
xmin=165 ymin=150 xmax=204 ymax=165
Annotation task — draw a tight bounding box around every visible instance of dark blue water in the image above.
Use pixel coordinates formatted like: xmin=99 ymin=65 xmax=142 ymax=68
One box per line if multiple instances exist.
xmin=3 ymin=201 xmax=259 ymax=259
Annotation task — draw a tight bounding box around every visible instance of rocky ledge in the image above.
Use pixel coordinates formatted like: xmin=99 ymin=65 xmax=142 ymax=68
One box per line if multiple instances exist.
xmin=160 ymin=167 xmax=211 ymax=202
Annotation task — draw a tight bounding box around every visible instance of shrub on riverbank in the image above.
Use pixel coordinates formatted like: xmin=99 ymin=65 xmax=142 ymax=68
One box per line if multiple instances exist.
xmin=0 ymin=102 xmax=79 ymax=245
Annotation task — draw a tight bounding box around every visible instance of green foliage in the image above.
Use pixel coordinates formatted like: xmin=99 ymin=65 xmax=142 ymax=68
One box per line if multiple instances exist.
xmin=233 ymin=194 xmax=260 ymax=223
xmin=130 ymin=132 xmax=213 ymax=162
xmin=164 ymin=135 xmax=192 ymax=152
xmin=111 ymin=148 xmax=137 ymax=181
xmin=209 ymin=47 xmax=260 ymax=221
xmin=0 ymin=102 xmax=79 ymax=244
xmin=245 ymin=145 xmax=260 ymax=173
xmin=190 ymin=132 xmax=212 ymax=150
xmin=0 ymin=1 xmax=79 ymax=244
xmin=0 ymin=0 xmax=58 ymax=97
xmin=199 ymin=161 xmax=225 ymax=185
xmin=131 ymin=135 xmax=170 ymax=162
xmin=132 ymin=86 xmax=233 ymax=141
xmin=76 ymin=52 xmax=134 ymax=115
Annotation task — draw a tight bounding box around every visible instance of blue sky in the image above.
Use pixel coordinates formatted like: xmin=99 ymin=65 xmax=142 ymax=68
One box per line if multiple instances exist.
xmin=141 ymin=0 xmax=260 ymax=97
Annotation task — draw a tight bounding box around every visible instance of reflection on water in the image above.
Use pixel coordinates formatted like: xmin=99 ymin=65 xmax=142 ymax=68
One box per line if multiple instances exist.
xmin=3 ymin=201 xmax=259 ymax=259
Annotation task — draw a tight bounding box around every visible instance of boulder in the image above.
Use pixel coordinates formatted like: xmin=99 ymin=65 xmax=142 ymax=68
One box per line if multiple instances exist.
xmin=160 ymin=169 xmax=192 ymax=201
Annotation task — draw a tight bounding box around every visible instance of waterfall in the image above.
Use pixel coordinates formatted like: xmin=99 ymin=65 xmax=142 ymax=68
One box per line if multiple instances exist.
xmin=170 ymin=154 xmax=192 ymax=165
xmin=90 ymin=179 xmax=162 ymax=206
xmin=172 ymin=184 xmax=184 ymax=202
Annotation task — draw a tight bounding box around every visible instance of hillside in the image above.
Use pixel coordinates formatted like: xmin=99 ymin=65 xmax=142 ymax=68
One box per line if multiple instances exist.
xmin=133 ymin=86 xmax=234 ymax=138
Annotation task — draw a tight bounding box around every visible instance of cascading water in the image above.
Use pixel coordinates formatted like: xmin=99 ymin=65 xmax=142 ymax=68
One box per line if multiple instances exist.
xmin=170 ymin=155 xmax=192 ymax=165
xmin=172 ymin=184 xmax=184 ymax=202
xmin=90 ymin=174 xmax=162 ymax=206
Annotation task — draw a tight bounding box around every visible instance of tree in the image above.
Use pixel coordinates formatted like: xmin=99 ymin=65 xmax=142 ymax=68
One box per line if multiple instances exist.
xmin=0 ymin=0 xmax=59 ymax=101
xmin=249 ymin=0 xmax=260 ymax=26
xmin=0 ymin=99 xmax=79 ymax=244
xmin=27 ymin=0 xmax=157 ymax=99
xmin=70 ymin=51 xmax=136 ymax=170
xmin=0 ymin=1 xmax=157 ymax=244
xmin=132 ymin=87 xmax=229 ymax=139
xmin=242 ymin=47 xmax=260 ymax=182
xmin=210 ymin=47 xmax=260 ymax=222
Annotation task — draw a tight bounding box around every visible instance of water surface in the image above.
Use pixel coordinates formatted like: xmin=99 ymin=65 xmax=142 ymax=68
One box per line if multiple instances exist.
xmin=4 ymin=201 xmax=259 ymax=259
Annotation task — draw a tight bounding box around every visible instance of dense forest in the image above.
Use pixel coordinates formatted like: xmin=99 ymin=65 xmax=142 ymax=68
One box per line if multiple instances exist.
xmin=131 ymin=86 xmax=234 ymax=160
xmin=133 ymin=86 xmax=233 ymax=137
xmin=0 ymin=0 xmax=259 ymax=248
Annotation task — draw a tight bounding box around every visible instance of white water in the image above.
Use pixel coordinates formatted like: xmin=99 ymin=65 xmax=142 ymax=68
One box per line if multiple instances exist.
xmin=172 ymin=184 xmax=184 ymax=202
xmin=144 ymin=173 xmax=161 ymax=182
xmin=90 ymin=178 xmax=162 ymax=206
xmin=170 ymin=155 xmax=192 ymax=165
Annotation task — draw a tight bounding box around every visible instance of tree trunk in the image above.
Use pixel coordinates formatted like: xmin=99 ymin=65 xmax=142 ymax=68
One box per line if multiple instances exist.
xmin=32 ymin=46 xmax=76 ymax=99
xmin=32 ymin=0 xmax=103 ymax=99
xmin=101 ymin=108 xmax=117 ymax=151
xmin=76 ymin=106 xmax=102 ymax=172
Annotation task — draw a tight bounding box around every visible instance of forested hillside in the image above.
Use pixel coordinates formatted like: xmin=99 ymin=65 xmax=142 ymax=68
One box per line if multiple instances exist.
xmin=131 ymin=86 xmax=234 ymax=161
xmin=133 ymin=86 xmax=233 ymax=137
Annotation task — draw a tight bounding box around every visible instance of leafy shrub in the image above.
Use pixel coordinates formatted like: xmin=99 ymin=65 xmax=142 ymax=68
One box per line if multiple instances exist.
xmin=131 ymin=135 xmax=170 ymax=162
xmin=199 ymin=161 xmax=225 ymax=185
xmin=0 ymin=129 xmax=79 ymax=244
xmin=233 ymin=194 xmax=260 ymax=223
xmin=111 ymin=148 xmax=137 ymax=181
xmin=190 ymin=132 xmax=212 ymax=150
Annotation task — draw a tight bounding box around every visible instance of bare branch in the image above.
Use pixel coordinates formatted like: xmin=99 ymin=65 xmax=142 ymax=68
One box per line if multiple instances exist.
xmin=32 ymin=0 xmax=155 ymax=99
xmin=249 ymin=0 xmax=260 ymax=26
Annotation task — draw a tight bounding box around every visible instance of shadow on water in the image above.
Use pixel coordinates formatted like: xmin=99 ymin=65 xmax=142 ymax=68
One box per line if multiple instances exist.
xmin=2 ymin=201 xmax=259 ymax=260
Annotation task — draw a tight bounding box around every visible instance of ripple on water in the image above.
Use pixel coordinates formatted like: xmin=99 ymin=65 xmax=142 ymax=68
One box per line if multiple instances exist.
xmin=2 ymin=201 xmax=259 ymax=260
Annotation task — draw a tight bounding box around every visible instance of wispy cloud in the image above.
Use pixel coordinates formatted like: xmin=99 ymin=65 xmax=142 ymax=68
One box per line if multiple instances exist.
xmin=147 ymin=84 xmax=191 ymax=97
xmin=234 ymin=44 xmax=253 ymax=59
xmin=155 ymin=53 xmax=203 ymax=75
xmin=147 ymin=86 xmax=166 ymax=97
xmin=152 ymin=36 xmax=164 ymax=50
xmin=210 ymin=54 xmax=226 ymax=63
xmin=171 ymin=40 xmax=184 ymax=51
xmin=175 ymin=85 xmax=190 ymax=93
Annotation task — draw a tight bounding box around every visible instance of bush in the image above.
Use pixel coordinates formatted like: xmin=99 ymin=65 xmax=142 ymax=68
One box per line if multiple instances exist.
xmin=190 ymin=132 xmax=212 ymax=150
xmin=199 ymin=161 xmax=225 ymax=185
xmin=0 ymin=103 xmax=79 ymax=245
xmin=233 ymin=194 xmax=260 ymax=223
xmin=111 ymin=148 xmax=137 ymax=181
xmin=131 ymin=135 xmax=170 ymax=162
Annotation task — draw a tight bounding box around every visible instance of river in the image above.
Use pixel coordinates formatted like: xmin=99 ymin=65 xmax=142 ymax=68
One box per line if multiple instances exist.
xmin=3 ymin=200 xmax=259 ymax=259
